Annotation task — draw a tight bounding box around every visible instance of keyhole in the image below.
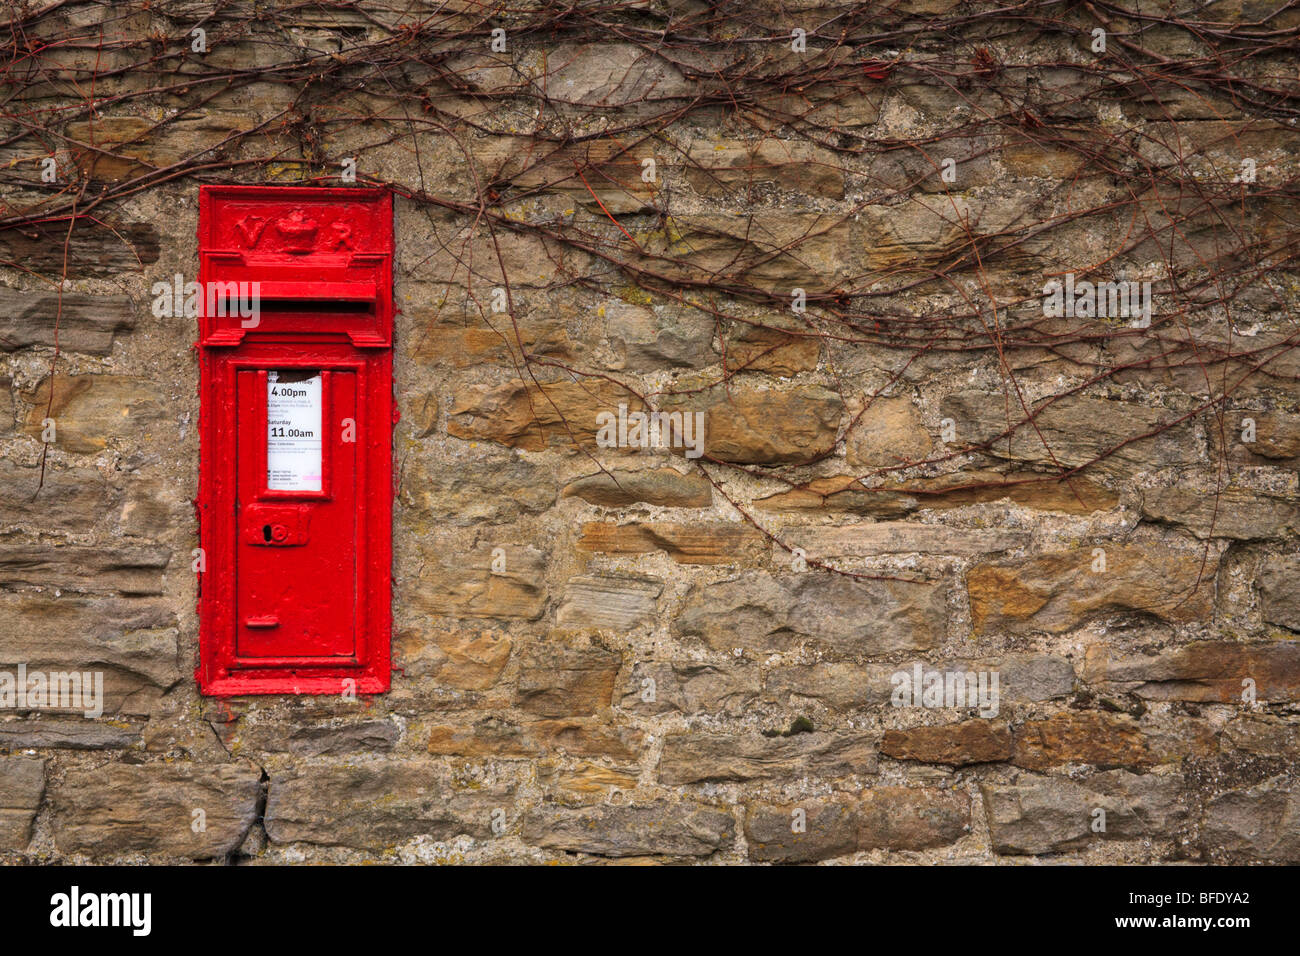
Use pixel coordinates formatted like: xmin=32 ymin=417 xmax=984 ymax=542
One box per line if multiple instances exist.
xmin=262 ymin=524 xmax=272 ymax=543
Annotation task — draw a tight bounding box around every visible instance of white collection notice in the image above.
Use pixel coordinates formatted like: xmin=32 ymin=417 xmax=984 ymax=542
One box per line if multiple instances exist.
xmin=267 ymin=370 xmax=323 ymax=491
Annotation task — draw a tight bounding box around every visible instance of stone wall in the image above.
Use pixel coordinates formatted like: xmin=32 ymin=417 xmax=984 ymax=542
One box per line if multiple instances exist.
xmin=1 ymin=0 xmax=1298 ymax=864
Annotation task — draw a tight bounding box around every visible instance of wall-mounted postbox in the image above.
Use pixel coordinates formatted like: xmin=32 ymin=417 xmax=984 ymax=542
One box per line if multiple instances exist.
xmin=197 ymin=186 xmax=393 ymax=695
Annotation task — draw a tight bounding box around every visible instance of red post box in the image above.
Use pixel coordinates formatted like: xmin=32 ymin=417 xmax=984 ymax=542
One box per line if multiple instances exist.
xmin=196 ymin=186 xmax=393 ymax=695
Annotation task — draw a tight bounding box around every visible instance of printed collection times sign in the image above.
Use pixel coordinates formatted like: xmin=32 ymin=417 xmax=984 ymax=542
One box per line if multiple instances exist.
xmin=266 ymin=370 xmax=322 ymax=492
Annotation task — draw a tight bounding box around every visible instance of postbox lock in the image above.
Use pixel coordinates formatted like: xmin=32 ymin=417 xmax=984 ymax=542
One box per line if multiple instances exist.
xmin=243 ymin=505 xmax=310 ymax=547
xmin=258 ymin=523 xmax=289 ymax=543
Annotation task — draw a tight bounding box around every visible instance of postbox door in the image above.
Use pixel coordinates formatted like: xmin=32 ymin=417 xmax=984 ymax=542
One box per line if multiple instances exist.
xmin=234 ymin=365 xmax=358 ymax=659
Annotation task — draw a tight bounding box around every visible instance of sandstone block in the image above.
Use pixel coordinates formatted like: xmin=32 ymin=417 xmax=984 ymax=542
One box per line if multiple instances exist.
xmin=53 ymin=763 xmax=260 ymax=859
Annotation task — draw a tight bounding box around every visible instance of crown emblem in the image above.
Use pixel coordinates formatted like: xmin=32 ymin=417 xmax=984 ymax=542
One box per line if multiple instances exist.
xmin=274 ymin=208 xmax=319 ymax=253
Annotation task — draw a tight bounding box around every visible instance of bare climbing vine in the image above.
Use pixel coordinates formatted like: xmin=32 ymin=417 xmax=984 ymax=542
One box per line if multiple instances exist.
xmin=2 ymin=0 xmax=1299 ymax=585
